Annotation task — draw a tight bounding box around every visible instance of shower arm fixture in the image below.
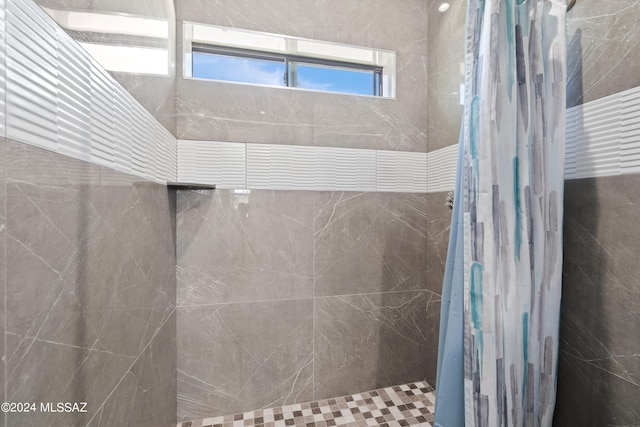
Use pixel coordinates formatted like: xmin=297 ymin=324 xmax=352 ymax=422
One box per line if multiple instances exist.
xmin=568 ymin=0 xmax=576 ymax=11
xmin=446 ymin=192 xmax=454 ymax=211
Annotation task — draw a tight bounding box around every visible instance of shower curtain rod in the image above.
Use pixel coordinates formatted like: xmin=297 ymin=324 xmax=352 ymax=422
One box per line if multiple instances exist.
xmin=568 ymin=0 xmax=576 ymax=11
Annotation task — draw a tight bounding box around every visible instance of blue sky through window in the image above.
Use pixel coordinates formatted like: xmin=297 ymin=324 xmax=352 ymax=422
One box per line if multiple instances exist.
xmin=192 ymin=52 xmax=286 ymax=86
xmin=293 ymin=63 xmax=374 ymax=95
xmin=192 ymin=52 xmax=377 ymax=96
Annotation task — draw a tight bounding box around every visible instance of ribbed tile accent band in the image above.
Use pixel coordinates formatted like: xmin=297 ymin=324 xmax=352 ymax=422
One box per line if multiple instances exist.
xmin=565 ymin=85 xmax=640 ymax=180
xmin=177 ymin=140 xmax=246 ymax=189
xmin=246 ymin=144 xmax=377 ymax=192
xmin=2 ymin=0 xmax=176 ymax=183
xmin=178 ymin=140 xmax=454 ymax=193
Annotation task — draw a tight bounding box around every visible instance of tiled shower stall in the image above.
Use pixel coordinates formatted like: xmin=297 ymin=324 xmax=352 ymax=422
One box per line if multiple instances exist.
xmin=0 ymin=0 xmax=638 ymax=426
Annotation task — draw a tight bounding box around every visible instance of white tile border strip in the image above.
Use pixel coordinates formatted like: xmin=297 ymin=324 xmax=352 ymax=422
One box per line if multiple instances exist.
xmin=179 ymin=140 xmax=427 ymax=193
xmin=377 ymin=150 xmax=428 ymax=193
xmin=247 ymin=143 xmax=377 ymax=192
xmin=426 ymin=144 xmax=458 ymax=193
xmin=177 ymin=140 xmax=246 ymax=188
xmin=565 ymin=85 xmax=640 ymax=180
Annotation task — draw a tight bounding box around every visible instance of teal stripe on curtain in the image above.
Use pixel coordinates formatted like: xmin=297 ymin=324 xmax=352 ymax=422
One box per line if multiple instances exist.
xmin=435 ymin=1 xmax=567 ymax=426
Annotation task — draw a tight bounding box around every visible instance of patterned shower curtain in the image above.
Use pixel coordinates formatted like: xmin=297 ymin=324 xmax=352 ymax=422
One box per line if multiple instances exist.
xmin=435 ymin=1 xmax=567 ymax=426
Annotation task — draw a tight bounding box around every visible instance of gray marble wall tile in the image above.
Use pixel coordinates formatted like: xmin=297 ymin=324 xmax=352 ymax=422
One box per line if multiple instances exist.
xmin=555 ymin=349 xmax=640 ymax=426
xmin=424 ymin=192 xmax=452 ymax=295
xmin=35 ymin=0 xmax=175 ymax=19
xmin=314 ymin=192 xmax=428 ymax=297
xmin=177 ymin=78 xmax=316 ymax=145
xmin=5 ymin=142 xmax=175 ymax=318
xmin=176 ymin=0 xmax=316 ymax=40
xmin=91 ymin=173 xmax=176 ymax=312
xmin=426 ymin=0 xmax=465 ymax=153
xmin=175 ymin=1 xmax=428 ymax=152
xmin=567 ymin=0 xmax=640 ymax=107
xmin=5 ymin=324 xmax=135 ymax=426
xmin=177 ymin=0 xmax=427 ymax=55
xmin=87 ymin=311 xmax=177 ymax=427
xmin=313 ymin=291 xmax=433 ymax=400
xmin=177 ymin=189 xmax=313 ymax=305
xmin=554 ymin=175 xmax=640 ymax=426
xmin=177 ymin=299 xmax=314 ymax=421
xmin=423 ymin=293 xmax=441 ymax=387
xmin=313 ymin=53 xmax=427 ymax=152
xmin=176 ymin=189 xmax=433 ymax=418
xmin=4 ymin=139 xmax=176 ymax=426
xmin=312 ymin=0 xmax=427 ymax=55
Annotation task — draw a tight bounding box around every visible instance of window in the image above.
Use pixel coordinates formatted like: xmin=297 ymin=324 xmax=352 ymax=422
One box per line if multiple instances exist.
xmin=191 ymin=44 xmax=383 ymax=96
xmin=184 ymin=23 xmax=396 ymax=98
xmin=290 ymin=61 xmax=382 ymax=97
xmin=192 ymin=46 xmax=287 ymax=87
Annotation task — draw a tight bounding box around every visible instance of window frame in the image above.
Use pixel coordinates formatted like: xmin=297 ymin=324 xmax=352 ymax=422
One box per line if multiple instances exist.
xmin=183 ymin=22 xmax=396 ymax=99
xmin=191 ymin=43 xmax=384 ymax=97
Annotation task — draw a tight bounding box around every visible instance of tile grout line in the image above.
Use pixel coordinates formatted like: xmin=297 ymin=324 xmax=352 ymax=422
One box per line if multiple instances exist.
xmin=176 ymin=289 xmax=434 ymax=309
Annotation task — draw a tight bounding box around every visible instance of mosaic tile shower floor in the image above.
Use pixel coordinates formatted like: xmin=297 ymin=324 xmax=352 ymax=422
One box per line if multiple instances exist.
xmin=177 ymin=381 xmax=435 ymax=427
